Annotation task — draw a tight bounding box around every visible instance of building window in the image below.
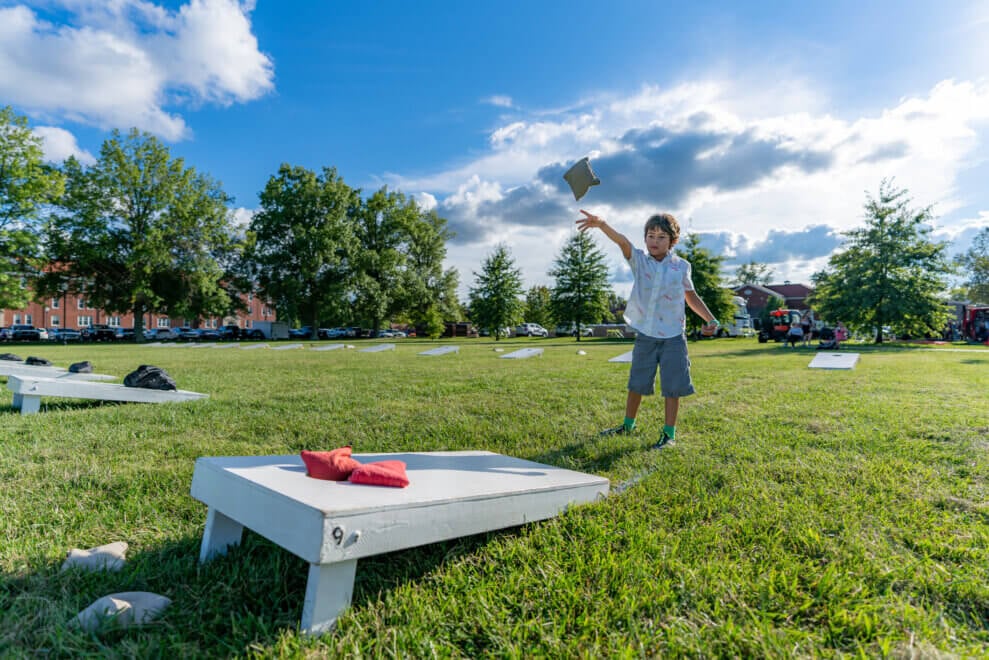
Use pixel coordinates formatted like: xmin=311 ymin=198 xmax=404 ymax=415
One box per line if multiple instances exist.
xmin=24 ymin=314 xmax=31 ymax=325
xmin=78 ymin=315 xmax=93 ymax=327
xmin=51 ymin=298 xmax=60 ymax=309
xmin=156 ymin=318 xmax=170 ymax=328
xmin=51 ymin=315 xmax=60 ymax=327
xmin=107 ymin=316 xmax=121 ymax=327
xmin=262 ymin=306 xmax=271 ymax=317
xmin=247 ymin=292 xmax=253 ymax=303
xmin=245 ymin=320 xmax=252 ymax=328
xmin=77 ymin=299 xmax=88 ymax=310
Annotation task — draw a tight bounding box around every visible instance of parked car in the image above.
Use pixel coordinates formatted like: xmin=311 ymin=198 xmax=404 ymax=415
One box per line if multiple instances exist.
xmin=516 ymin=322 xmax=549 ymax=337
xmin=241 ymin=327 xmax=265 ymax=340
xmin=219 ymin=325 xmax=241 ymax=340
xmin=289 ymin=326 xmax=314 ymax=339
xmin=10 ymin=324 xmax=43 ymax=340
xmin=83 ymin=324 xmax=122 ymax=342
xmin=174 ymin=327 xmax=199 ymax=341
xmin=197 ymin=328 xmax=221 ymax=341
xmin=149 ymin=328 xmax=178 ymax=340
xmin=48 ymin=327 xmax=82 ymax=342
xmin=0 ymin=327 xmax=11 ymax=341
xmin=555 ymin=323 xmax=594 ymax=337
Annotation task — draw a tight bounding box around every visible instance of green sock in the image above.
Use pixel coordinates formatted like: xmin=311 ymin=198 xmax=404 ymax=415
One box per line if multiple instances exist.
xmin=624 ymin=417 xmax=636 ymax=432
xmin=663 ymin=425 xmax=676 ymax=440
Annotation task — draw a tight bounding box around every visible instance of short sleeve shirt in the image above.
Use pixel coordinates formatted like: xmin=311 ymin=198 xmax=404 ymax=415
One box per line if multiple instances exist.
xmin=622 ymin=248 xmax=694 ymax=339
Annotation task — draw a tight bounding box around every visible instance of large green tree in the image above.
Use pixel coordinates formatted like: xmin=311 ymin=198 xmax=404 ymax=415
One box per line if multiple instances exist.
xmin=732 ymin=260 xmax=774 ymax=286
xmin=469 ymin=244 xmax=524 ymax=340
xmin=0 ymin=107 xmax=63 ymax=308
xmin=809 ymin=180 xmax=952 ymax=343
xmin=244 ymin=164 xmax=357 ymax=334
xmin=549 ymin=231 xmax=610 ymax=341
xmin=676 ymin=233 xmax=735 ymax=335
xmin=523 ymin=285 xmax=554 ymax=329
xmin=395 ymin=205 xmax=460 ymax=338
xmin=956 ymin=227 xmax=989 ymax=303
xmin=40 ymin=129 xmax=232 ymax=339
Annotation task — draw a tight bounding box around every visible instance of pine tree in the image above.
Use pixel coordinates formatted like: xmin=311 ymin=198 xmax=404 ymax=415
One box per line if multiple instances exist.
xmin=549 ymin=231 xmax=611 ymax=341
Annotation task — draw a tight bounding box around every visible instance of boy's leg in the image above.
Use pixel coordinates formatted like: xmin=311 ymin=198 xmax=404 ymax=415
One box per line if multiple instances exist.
xmin=625 ymin=391 xmax=643 ymax=419
xmin=654 ymin=336 xmax=694 ymax=450
xmin=601 ymin=336 xmax=657 ymax=436
xmin=664 ymin=396 xmax=679 ymax=427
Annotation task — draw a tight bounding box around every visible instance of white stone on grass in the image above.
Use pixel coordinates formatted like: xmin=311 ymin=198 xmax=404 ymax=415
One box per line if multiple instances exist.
xmin=576 ymin=350 xmax=587 ymax=355
xmin=608 ymin=350 xmax=633 ymax=363
xmin=73 ymin=592 xmax=171 ymax=633
xmin=808 ymin=352 xmax=860 ymax=369
xmin=500 ymin=348 xmax=543 ymax=359
xmin=359 ymin=343 xmax=395 ymax=353
xmin=419 ymin=346 xmax=459 ymax=356
xmin=61 ymin=541 xmax=128 ymax=572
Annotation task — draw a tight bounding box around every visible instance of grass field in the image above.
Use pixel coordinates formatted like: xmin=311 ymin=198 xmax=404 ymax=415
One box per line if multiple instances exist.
xmin=1 ymin=337 xmax=987 ymax=657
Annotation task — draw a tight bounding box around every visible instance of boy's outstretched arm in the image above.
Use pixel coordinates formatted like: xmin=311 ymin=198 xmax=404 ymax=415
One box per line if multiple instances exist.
xmin=686 ymin=290 xmax=720 ymax=333
xmin=576 ymin=210 xmax=632 ymax=260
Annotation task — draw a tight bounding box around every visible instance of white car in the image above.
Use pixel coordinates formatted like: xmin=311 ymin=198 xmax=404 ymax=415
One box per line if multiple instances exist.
xmin=516 ymin=323 xmax=548 ymax=337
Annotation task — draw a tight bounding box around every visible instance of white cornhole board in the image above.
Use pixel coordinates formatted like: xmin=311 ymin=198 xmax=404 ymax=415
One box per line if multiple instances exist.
xmin=608 ymin=351 xmax=633 ymax=363
xmin=311 ymin=344 xmax=346 ymax=352
xmin=239 ymin=343 xmax=269 ymax=350
xmin=272 ymin=343 xmax=304 ymax=351
xmin=500 ymin=348 xmax=543 ymax=359
xmin=359 ymin=344 xmax=395 ymax=353
xmin=212 ymin=343 xmax=237 ymax=349
xmin=808 ymin=352 xmax=860 ymax=369
xmin=418 ymin=346 xmax=459 ymax=356
xmin=7 ymin=375 xmax=207 ymax=415
xmin=191 ymin=451 xmax=608 ymax=635
xmin=0 ymin=362 xmax=115 ymax=382
xmin=145 ymin=342 xmax=164 ymax=347
xmin=190 ymin=342 xmax=217 ymax=349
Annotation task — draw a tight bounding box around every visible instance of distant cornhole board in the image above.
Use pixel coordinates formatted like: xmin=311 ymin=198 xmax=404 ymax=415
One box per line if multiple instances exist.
xmin=191 ymin=451 xmax=609 ymax=635
xmin=608 ymin=350 xmax=633 ymax=363
xmin=808 ymin=352 xmax=860 ymax=369
xmin=212 ymin=343 xmax=236 ymax=349
xmin=359 ymin=344 xmax=395 ymax=353
xmin=500 ymin=348 xmax=543 ymax=360
xmin=419 ymin=346 xmax=459 ymax=356
xmin=271 ymin=343 xmax=303 ymax=351
xmin=239 ymin=343 xmax=269 ymax=350
xmin=7 ymin=374 xmax=207 ymax=415
xmin=189 ymin=343 xmax=216 ymax=349
xmin=311 ymin=344 xmax=346 ymax=352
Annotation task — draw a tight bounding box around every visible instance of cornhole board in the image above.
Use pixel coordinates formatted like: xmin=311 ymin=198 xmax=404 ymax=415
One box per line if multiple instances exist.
xmin=212 ymin=343 xmax=237 ymax=349
xmin=359 ymin=344 xmax=395 ymax=353
xmin=272 ymin=343 xmax=304 ymax=351
xmin=7 ymin=374 xmax=207 ymax=415
xmin=239 ymin=343 xmax=269 ymax=350
xmin=191 ymin=451 xmax=609 ymax=635
xmin=808 ymin=352 xmax=860 ymax=369
xmin=418 ymin=346 xmax=459 ymax=356
xmin=499 ymin=348 xmax=543 ymax=359
xmin=0 ymin=362 xmax=115 ymax=382
xmin=311 ymin=344 xmax=346 ymax=352
xmin=608 ymin=350 xmax=633 ymax=363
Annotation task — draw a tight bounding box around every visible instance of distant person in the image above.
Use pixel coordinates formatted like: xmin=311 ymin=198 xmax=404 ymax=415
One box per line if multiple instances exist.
xmin=576 ymin=209 xmax=719 ymax=449
xmin=800 ymin=314 xmax=813 ymax=347
xmin=835 ymin=322 xmax=848 ymax=344
xmin=787 ymin=323 xmax=803 ymax=348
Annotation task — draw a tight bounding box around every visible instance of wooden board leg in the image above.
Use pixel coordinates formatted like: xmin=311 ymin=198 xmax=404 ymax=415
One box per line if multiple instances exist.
xmin=11 ymin=393 xmax=22 ymax=409
xmin=199 ymin=507 xmax=244 ymax=563
xmin=18 ymin=395 xmax=40 ymax=415
xmin=300 ymin=559 xmax=357 ymax=635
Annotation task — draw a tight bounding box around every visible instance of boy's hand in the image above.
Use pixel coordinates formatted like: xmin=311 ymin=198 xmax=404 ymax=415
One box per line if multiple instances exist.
xmin=576 ymin=209 xmax=604 ymax=232
xmin=700 ymin=319 xmax=720 ymax=337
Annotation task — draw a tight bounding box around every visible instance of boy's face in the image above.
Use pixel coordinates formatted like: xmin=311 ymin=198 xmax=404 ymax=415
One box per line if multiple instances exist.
xmin=645 ymin=228 xmax=674 ymax=260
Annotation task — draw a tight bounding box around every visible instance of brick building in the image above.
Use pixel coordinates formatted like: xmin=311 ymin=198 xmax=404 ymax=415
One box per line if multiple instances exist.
xmin=733 ymin=282 xmax=815 ymax=318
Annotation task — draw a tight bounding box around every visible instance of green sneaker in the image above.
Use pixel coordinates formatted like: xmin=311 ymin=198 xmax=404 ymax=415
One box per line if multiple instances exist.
xmin=651 ymin=431 xmax=675 ymax=450
xmin=599 ymin=424 xmax=634 ymax=437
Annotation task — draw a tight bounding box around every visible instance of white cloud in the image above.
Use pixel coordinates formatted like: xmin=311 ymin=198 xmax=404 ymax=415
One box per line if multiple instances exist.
xmin=482 ymin=95 xmax=514 ymax=108
xmin=0 ymin=1 xmax=273 ymax=140
xmin=33 ymin=125 xmax=96 ymax=164
xmin=230 ymin=206 xmax=255 ymax=228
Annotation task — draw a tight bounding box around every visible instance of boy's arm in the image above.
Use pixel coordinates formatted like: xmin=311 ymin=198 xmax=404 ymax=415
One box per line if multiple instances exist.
xmin=575 ymin=210 xmax=632 ymax=260
xmin=685 ymin=290 xmax=719 ymax=333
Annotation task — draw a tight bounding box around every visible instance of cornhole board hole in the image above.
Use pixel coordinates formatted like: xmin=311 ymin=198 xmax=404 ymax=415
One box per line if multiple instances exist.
xmin=272 ymin=343 xmax=304 ymax=351
xmin=239 ymin=343 xmax=269 ymax=350
xmin=312 ymin=344 xmax=346 ymax=352
xmin=418 ymin=346 xmax=459 ymax=356
xmin=191 ymin=451 xmax=608 ymax=635
xmin=359 ymin=344 xmax=395 ymax=353
xmin=608 ymin=351 xmax=633 ymax=363
xmin=499 ymin=348 xmax=543 ymax=359
xmin=7 ymin=375 xmax=207 ymax=415
xmin=808 ymin=352 xmax=860 ymax=369
xmin=0 ymin=362 xmax=115 ymax=382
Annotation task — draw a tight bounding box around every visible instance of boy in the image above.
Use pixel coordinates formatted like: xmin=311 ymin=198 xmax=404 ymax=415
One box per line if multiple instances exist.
xmin=576 ymin=209 xmax=719 ymax=449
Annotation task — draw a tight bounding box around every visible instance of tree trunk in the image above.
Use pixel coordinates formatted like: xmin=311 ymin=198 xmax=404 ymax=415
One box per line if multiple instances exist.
xmin=134 ymin=302 xmax=145 ymax=343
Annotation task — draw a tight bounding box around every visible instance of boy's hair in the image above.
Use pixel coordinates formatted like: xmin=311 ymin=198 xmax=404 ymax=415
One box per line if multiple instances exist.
xmin=644 ymin=213 xmax=680 ymax=244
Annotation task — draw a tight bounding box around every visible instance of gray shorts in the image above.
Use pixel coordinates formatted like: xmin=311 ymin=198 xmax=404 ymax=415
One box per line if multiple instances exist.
xmin=627 ymin=333 xmax=695 ymax=398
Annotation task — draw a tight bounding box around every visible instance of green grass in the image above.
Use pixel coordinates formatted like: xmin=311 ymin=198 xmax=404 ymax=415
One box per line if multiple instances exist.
xmin=1 ymin=337 xmax=988 ymax=657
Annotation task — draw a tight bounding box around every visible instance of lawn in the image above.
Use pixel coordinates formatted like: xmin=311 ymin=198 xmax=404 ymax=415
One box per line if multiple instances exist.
xmin=1 ymin=338 xmax=987 ymax=657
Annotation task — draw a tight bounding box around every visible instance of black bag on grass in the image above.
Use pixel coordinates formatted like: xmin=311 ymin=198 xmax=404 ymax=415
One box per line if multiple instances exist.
xmin=124 ymin=365 xmax=177 ymax=391
xmin=69 ymin=361 xmax=93 ymax=373
xmin=26 ymin=356 xmax=52 ymax=366
xmin=0 ymin=353 xmax=23 ymax=361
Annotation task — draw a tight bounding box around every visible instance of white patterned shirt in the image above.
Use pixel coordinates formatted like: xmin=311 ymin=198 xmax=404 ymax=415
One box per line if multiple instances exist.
xmin=622 ymin=248 xmax=694 ymax=339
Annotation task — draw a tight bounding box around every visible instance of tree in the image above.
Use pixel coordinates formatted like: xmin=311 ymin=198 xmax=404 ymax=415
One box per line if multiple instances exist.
xmin=809 ymin=180 xmax=952 ymax=343
xmin=607 ymin=291 xmax=627 ymax=324
xmin=39 ymin=130 xmax=231 ymax=340
xmin=244 ymin=164 xmax=357 ymax=334
xmin=956 ymin=227 xmax=989 ymax=303
xmin=549 ymin=231 xmax=610 ymax=341
xmin=396 ymin=206 xmax=460 ymax=338
xmin=732 ymin=260 xmax=774 ymax=286
xmin=0 ymin=106 xmax=63 ymax=308
xmin=468 ymin=244 xmax=524 ymax=340
xmin=523 ymin=285 xmax=554 ymax=329
xmin=675 ymin=233 xmax=736 ymax=335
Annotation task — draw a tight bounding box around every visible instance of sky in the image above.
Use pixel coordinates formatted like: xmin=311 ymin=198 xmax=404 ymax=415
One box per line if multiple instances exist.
xmin=1 ymin=0 xmax=987 ymax=299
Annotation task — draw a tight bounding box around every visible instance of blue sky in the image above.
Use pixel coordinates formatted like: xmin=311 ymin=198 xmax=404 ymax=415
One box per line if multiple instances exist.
xmin=1 ymin=0 xmax=987 ymax=297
